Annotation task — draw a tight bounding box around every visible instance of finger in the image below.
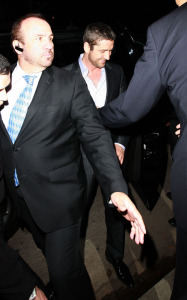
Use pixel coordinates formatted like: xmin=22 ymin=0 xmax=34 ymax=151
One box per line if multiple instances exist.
xmin=139 ymin=228 xmax=145 ymax=244
xmin=136 ymin=223 xmax=144 ymax=244
xmin=132 ymin=222 xmax=140 ymax=244
xmin=131 ymin=226 xmax=141 ymax=244
xmin=117 ymin=154 xmax=123 ymax=164
xmin=131 ymin=220 xmax=145 ymax=244
xmin=130 ymin=224 xmax=136 ymax=241
xmin=138 ymin=220 xmax=146 ymax=235
xmin=133 ymin=214 xmax=146 ymax=234
xmin=117 ymin=205 xmax=127 ymax=213
xmin=175 ymin=129 xmax=180 ymax=135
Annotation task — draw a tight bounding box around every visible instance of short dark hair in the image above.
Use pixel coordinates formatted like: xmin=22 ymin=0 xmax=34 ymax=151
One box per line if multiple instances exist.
xmin=0 ymin=54 xmax=10 ymax=75
xmin=83 ymin=22 xmax=116 ymax=50
xmin=11 ymin=13 xmax=46 ymax=44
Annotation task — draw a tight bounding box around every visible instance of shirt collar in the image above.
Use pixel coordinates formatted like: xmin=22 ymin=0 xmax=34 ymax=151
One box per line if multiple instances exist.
xmin=12 ymin=62 xmax=42 ymax=84
xmin=78 ymin=54 xmax=88 ymax=79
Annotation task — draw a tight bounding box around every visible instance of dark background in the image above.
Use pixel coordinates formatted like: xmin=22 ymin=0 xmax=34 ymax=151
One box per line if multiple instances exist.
xmin=0 ymin=0 xmax=177 ymax=41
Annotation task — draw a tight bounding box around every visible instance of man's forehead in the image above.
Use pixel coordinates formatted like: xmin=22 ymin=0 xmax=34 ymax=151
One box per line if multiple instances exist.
xmin=94 ymin=39 xmax=114 ymax=48
xmin=22 ymin=17 xmax=52 ymax=33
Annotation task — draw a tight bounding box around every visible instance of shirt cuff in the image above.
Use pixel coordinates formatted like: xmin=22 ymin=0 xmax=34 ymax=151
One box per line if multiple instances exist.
xmin=114 ymin=143 xmax=125 ymax=150
xmin=29 ymin=287 xmax=36 ymax=300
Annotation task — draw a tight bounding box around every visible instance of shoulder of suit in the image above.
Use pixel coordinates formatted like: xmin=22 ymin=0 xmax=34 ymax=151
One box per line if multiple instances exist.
xmin=150 ymin=3 xmax=187 ymax=30
xmin=62 ymin=60 xmax=80 ymax=72
xmin=49 ymin=65 xmax=78 ymax=79
xmin=106 ymin=61 xmax=123 ymax=71
xmin=105 ymin=62 xmax=123 ymax=73
xmin=62 ymin=63 xmax=74 ymax=71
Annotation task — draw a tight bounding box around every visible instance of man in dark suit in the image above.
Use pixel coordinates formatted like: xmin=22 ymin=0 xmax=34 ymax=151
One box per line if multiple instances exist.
xmin=0 ymin=53 xmax=47 ymax=300
xmin=0 ymin=14 xmax=146 ymax=300
xmin=64 ymin=22 xmax=134 ymax=288
xmin=99 ymin=0 xmax=187 ymax=298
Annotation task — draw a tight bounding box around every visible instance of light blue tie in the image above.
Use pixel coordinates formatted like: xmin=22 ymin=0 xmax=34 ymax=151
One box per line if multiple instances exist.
xmin=7 ymin=75 xmax=36 ymax=186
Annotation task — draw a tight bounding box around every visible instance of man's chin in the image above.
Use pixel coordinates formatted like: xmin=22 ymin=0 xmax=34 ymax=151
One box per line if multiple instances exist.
xmin=98 ymin=62 xmax=106 ymax=68
xmin=44 ymin=58 xmax=54 ymax=67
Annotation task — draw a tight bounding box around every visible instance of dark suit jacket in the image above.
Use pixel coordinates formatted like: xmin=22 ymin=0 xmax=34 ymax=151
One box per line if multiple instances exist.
xmin=0 ymin=65 xmax=127 ymax=233
xmin=99 ymin=3 xmax=187 ymax=231
xmin=64 ymin=60 xmax=129 ymax=147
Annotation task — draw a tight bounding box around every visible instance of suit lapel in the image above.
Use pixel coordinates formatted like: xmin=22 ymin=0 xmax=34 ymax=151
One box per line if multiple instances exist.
xmin=69 ymin=61 xmax=81 ymax=73
xmin=105 ymin=63 xmax=114 ymax=104
xmin=16 ymin=67 xmax=54 ymax=142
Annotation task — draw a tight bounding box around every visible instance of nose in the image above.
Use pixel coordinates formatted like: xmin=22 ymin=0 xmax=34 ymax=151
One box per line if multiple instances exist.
xmin=45 ymin=38 xmax=54 ymax=50
xmin=104 ymin=51 xmax=111 ymax=60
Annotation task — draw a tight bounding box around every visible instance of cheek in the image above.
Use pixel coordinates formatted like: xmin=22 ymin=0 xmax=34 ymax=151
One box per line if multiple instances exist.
xmin=0 ymin=89 xmax=7 ymax=100
xmin=90 ymin=53 xmax=99 ymax=62
xmin=23 ymin=46 xmax=40 ymax=60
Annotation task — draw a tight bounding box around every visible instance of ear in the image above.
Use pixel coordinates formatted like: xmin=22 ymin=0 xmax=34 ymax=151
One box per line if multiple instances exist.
xmin=83 ymin=42 xmax=91 ymax=54
xmin=12 ymin=40 xmax=23 ymax=53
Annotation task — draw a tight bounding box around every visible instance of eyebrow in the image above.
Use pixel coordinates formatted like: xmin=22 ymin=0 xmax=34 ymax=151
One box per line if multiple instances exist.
xmin=35 ymin=33 xmax=54 ymax=38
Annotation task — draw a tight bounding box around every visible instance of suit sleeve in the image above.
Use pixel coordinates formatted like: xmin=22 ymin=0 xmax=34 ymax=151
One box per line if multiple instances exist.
xmin=71 ymin=75 xmax=128 ymax=198
xmin=109 ymin=65 xmax=130 ymax=148
xmin=113 ymin=134 xmax=130 ymax=149
xmin=99 ymin=26 xmax=166 ymax=128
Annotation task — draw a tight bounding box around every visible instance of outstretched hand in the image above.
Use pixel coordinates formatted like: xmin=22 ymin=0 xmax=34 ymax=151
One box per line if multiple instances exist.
xmin=111 ymin=192 xmax=146 ymax=244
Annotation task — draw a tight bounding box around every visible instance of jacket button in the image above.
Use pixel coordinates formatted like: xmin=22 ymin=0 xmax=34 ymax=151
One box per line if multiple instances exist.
xmin=13 ymin=147 xmax=20 ymax=152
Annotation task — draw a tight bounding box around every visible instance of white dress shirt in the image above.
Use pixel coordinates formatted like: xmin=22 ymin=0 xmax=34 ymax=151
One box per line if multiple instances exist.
xmin=78 ymin=54 xmax=107 ymax=108
xmin=1 ymin=62 xmax=42 ymax=128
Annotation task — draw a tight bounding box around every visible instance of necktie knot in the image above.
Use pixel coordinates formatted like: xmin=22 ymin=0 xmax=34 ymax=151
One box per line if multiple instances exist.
xmin=23 ymin=75 xmax=36 ymax=85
